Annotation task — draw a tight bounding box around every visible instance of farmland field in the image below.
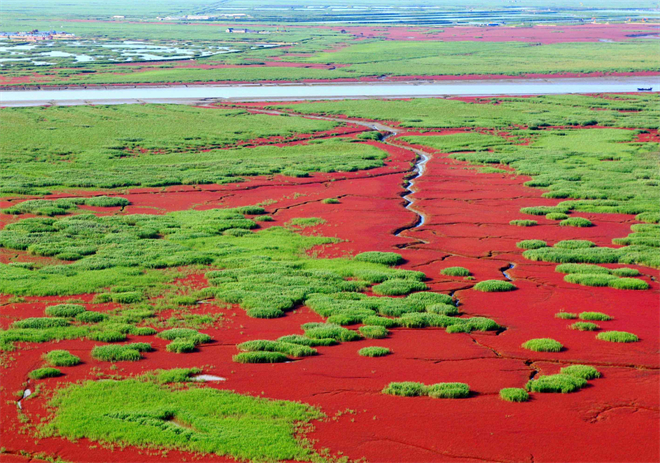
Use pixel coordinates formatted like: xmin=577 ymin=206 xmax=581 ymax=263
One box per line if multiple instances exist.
xmin=1 ymin=2 xmax=659 ymax=463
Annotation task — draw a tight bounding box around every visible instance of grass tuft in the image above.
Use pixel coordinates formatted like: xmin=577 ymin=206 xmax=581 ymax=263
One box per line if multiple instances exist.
xmin=521 ymin=338 xmax=563 ymax=352
xmin=570 ymin=322 xmax=599 ymax=331
xmin=358 ymin=325 xmax=389 ymax=339
xmin=560 ymin=365 xmax=601 ymax=380
xmin=555 ymin=311 xmax=577 ymax=319
xmin=44 ymin=350 xmax=81 ymax=367
xmin=526 ymin=374 xmax=587 ymax=393
xmin=473 ymin=280 xmax=516 ymax=292
xmin=29 ymin=367 xmax=63 ymax=379
xmin=509 ymin=219 xmax=537 ymax=227
xmin=499 ymin=388 xmax=530 ymax=402
xmin=560 ymin=217 xmax=593 ymax=227
xmin=353 ymin=252 xmax=403 ymax=266
xmin=579 ymin=312 xmax=612 ymax=321
xmin=517 ymin=240 xmax=547 ymax=249
xmin=608 ymin=278 xmax=649 ymax=290
xmin=596 ymin=331 xmax=639 ymax=343
xmin=44 ymin=304 xmax=87 ymax=318
xmin=440 ymin=267 xmax=470 ymax=277
xmin=358 ymin=346 xmax=391 ymax=357
xmin=232 ymin=351 xmax=290 ymax=363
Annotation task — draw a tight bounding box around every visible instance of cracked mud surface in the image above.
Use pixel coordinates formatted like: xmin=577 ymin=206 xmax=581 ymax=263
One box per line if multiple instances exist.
xmin=0 ymin=107 xmax=658 ymax=463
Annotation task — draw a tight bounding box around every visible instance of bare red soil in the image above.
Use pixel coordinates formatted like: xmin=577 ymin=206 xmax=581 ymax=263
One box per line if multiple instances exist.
xmin=0 ymin=112 xmax=658 ymax=463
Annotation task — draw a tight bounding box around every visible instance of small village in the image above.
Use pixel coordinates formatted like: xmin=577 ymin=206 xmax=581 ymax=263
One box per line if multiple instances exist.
xmin=0 ymin=30 xmax=75 ymax=42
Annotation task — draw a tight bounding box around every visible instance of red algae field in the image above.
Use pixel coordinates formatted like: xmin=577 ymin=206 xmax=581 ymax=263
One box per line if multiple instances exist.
xmin=0 ymin=91 xmax=658 ymax=463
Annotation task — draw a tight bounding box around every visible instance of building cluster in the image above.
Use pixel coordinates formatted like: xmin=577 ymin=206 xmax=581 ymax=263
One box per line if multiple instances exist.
xmin=0 ymin=30 xmax=75 ymax=41
xmin=225 ymin=28 xmax=270 ymax=34
xmin=157 ymin=14 xmax=250 ymax=21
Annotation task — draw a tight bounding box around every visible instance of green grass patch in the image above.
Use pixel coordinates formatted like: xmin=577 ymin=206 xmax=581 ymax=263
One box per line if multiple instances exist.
xmin=579 ymin=312 xmax=612 ymax=321
xmin=564 ymin=273 xmax=618 ymax=287
xmin=232 ymin=352 xmax=290 ymax=363
xmin=510 ymin=219 xmax=537 ymax=227
xmin=44 ymin=350 xmax=81 ymax=367
xmin=440 ymin=267 xmax=470 ymax=277
xmin=560 ymin=365 xmax=601 ymax=380
xmin=526 ymin=374 xmax=587 ymax=393
xmin=358 ymin=325 xmax=389 ymax=339
xmin=91 ymin=343 xmax=152 ymax=362
xmin=473 ymin=280 xmax=516 ymax=292
xmin=570 ymin=322 xmax=600 ymax=331
xmin=608 ymin=278 xmax=649 ymax=290
xmin=596 ymin=331 xmax=639 ymax=343
xmin=555 ymin=311 xmax=578 ymax=319
xmin=358 ymin=346 xmax=391 ymax=357
xmin=321 ymin=198 xmax=340 ymax=204
xmin=545 ymin=213 xmax=569 ymax=220
xmin=29 ymin=367 xmax=62 ymax=379
xmin=499 ymin=388 xmax=530 ymax=402
xmin=46 ymin=378 xmax=324 ymax=461
xmin=382 ymin=381 xmax=470 ymax=398
xmin=237 ymin=340 xmax=317 ymax=357
xmin=560 ymin=217 xmax=594 ymax=227
xmin=353 ymin=252 xmax=403 ymax=266
xmin=516 ymin=240 xmax=547 ymax=250
xmin=521 ymin=338 xmax=563 ymax=352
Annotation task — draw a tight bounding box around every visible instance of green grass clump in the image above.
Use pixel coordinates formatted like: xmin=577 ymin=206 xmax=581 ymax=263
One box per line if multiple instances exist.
xmin=382 ymin=381 xmax=470 ymax=398
xmin=610 ymin=268 xmax=640 ymax=277
xmin=596 ymin=331 xmax=639 ymax=343
xmin=564 ymin=273 xmax=618 ymax=287
xmin=426 ymin=383 xmax=470 ymax=399
xmin=44 ymin=350 xmax=81 ymax=367
xmin=246 ymin=307 xmax=285 ymax=319
xmin=232 ymin=352 xmax=290 ymax=363
xmin=254 ymin=215 xmax=274 ymax=222
xmin=157 ymin=328 xmax=211 ymax=345
xmin=12 ymin=318 xmax=70 ymax=329
xmin=545 ymin=213 xmax=569 ymax=220
xmin=499 ymin=388 xmax=530 ymax=402
xmin=322 ymin=198 xmax=340 ymax=204
xmin=521 ymin=338 xmax=563 ymax=352
xmin=29 ymin=367 xmax=62 ymax=379
xmin=75 ymin=311 xmax=108 ymax=323
xmin=166 ymin=339 xmax=197 ymax=353
xmin=554 ymin=240 xmax=596 ymax=249
xmin=372 ymin=279 xmax=427 ymax=296
xmin=155 ymin=368 xmax=202 ymax=384
xmin=526 ymin=374 xmax=587 ymax=393
xmin=47 ymin=378 xmax=323 ymax=461
xmin=353 ymin=252 xmax=403 ymax=266
xmin=382 ymin=382 xmax=426 ymax=397
xmin=520 ymin=206 xmax=568 ymax=216
xmin=517 ymin=240 xmax=547 ymax=250
xmin=608 ymin=278 xmax=649 ymax=290
xmin=277 ymin=335 xmax=337 ymax=347
xmin=579 ymin=312 xmax=612 ymax=321
xmin=560 ymin=365 xmax=601 ymax=380
xmin=91 ymin=343 xmax=151 ymax=362
xmin=44 ymin=304 xmax=87 ymax=318
xmin=570 ymin=322 xmax=599 ymax=331
xmin=284 ymin=217 xmax=326 ymax=229
xmin=473 ymin=280 xmax=516 ymax=292
xmin=555 ymin=312 xmax=578 ymax=319
xmin=237 ymin=340 xmax=317 ymax=357
xmin=555 ymin=263 xmax=610 ymax=274
xmin=510 ymin=219 xmax=537 ymax=227
xmin=405 ymin=292 xmax=453 ymax=307
xmin=87 ymin=331 xmax=127 ymax=343
xmin=302 ymin=323 xmax=361 ymax=342
xmin=358 ymin=346 xmax=391 ymax=357
xmin=560 ymin=217 xmax=593 ymax=227
xmin=359 ymin=325 xmax=389 ymax=339
xmin=427 ymin=303 xmax=459 ymax=316
xmin=440 ymin=267 xmax=470 ymax=277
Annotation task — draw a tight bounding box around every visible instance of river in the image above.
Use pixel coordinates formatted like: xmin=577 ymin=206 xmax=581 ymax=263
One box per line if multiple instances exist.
xmin=0 ymin=76 xmax=657 ymax=106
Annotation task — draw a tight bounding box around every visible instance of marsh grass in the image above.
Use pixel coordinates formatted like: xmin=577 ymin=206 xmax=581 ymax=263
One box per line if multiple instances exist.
xmin=560 ymin=365 xmax=601 ymax=380
xmin=516 ymin=240 xmax=547 ymax=250
xmin=44 ymin=350 xmax=81 ymax=367
xmin=232 ymin=352 xmax=290 ymax=363
xmin=91 ymin=343 xmax=152 ymax=362
xmin=579 ymin=312 xmax=612 ymax=321
xmin=596 ymin=331 xmax=639 ymax=343
xmin=29 ymin=367 xmax=62 ymax=380
xmin=570 ymin=322 xmax=599 ymax=331
xmin=473 ymin=280 xmax=516 ymax=292
xmin=509 ymin=219 xmax=537 ymax=227
xmin=358 ymin=325 xmax=389 ymax=339
xmin=353 ymin=252 xmax=403 ymax=266
xmin=440 ymin=267 xmax=470 ymax=277
xmin=382 ymin=382 xmax=470 ymax=398
xmin=521 ymin=338 xmax=563 ymax=352
xmin=358 ymin=346 xmax=391 ymax=357
xmin=526 ymin=374 xmax=587 ymax=393
xmin=499 ymin=388 xmax=529 ymax=402
xmin=555 ymin=312 xmax=578 ymax=319
xmin=560 ymin=217 xmax=594 ymax=227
